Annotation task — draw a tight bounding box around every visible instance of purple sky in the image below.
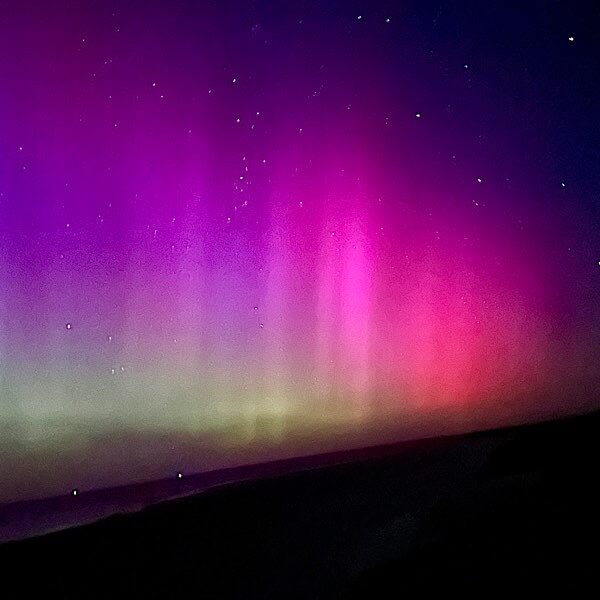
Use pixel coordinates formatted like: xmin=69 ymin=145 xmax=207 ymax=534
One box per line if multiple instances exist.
xmin=0 ymin=1 xmax=598 ymax=502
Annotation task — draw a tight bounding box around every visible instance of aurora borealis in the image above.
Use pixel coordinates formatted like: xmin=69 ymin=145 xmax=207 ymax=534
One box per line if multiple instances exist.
xmin=1 ymin=1 xmax=599 ymax=502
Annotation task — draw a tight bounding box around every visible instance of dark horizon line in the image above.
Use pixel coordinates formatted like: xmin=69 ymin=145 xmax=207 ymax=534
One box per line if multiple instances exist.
xmin=1 ymin=406 xmax=598 ymax=544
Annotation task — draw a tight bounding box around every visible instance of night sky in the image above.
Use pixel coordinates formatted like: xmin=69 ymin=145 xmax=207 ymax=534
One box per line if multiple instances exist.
xmin=1 ymin=1 xmax=599 ymax=502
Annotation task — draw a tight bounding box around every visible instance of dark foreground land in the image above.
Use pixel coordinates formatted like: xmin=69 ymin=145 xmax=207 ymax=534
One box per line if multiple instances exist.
xmin=1 ymin=411 xmax=599 ymax=598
